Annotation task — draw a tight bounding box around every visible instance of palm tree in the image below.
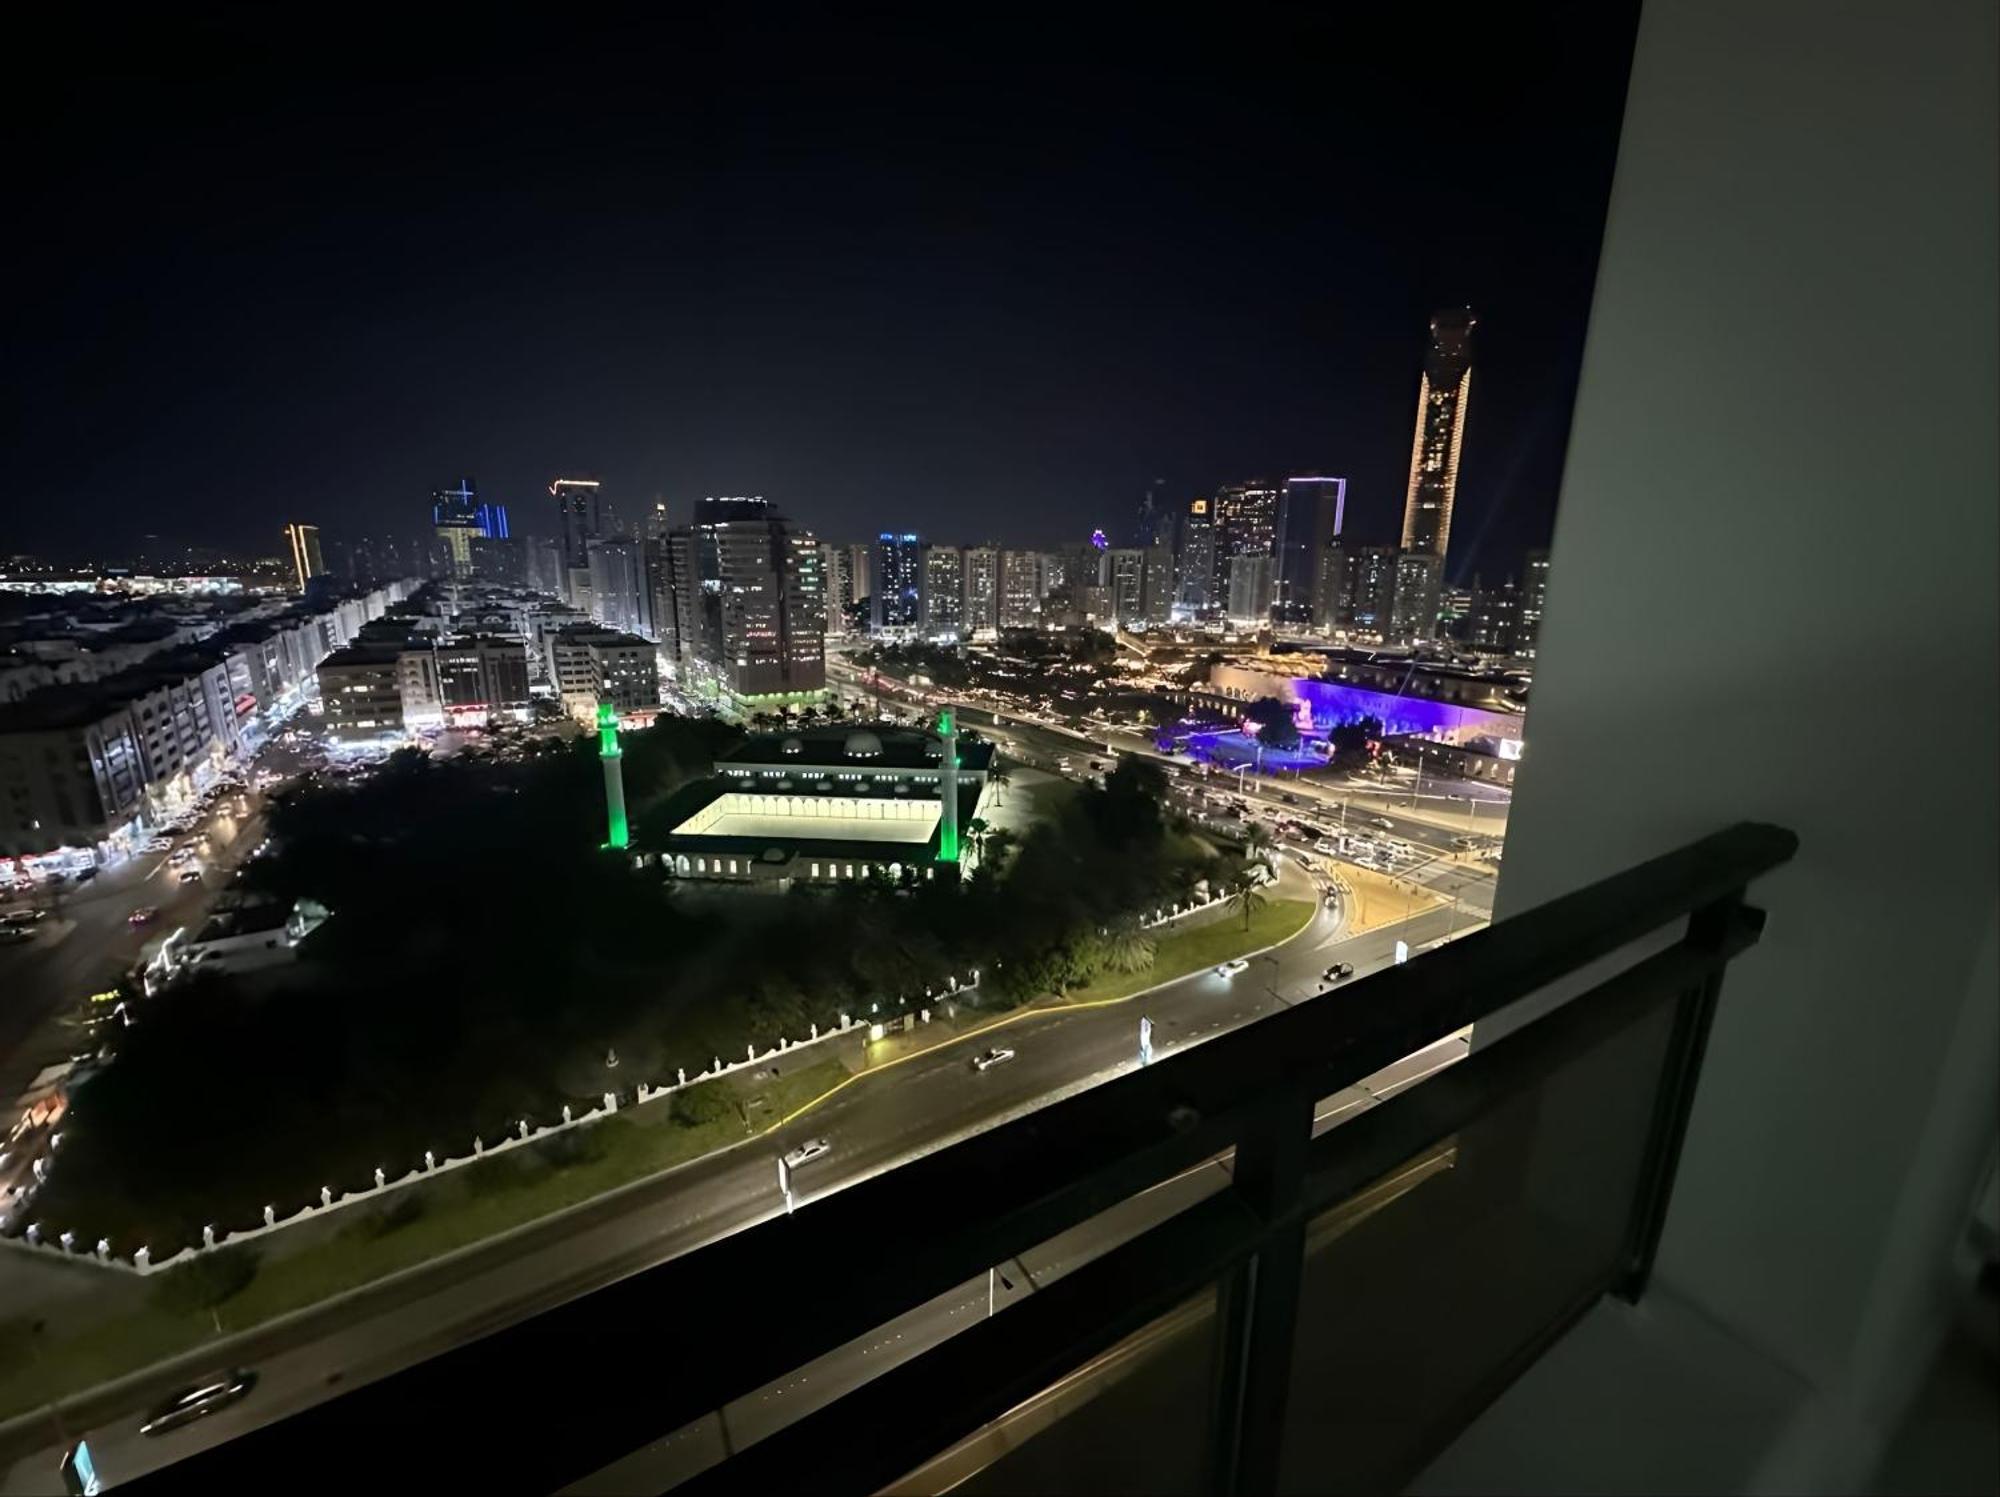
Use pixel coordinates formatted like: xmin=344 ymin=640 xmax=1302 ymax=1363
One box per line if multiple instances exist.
xmin=986 ymin=762 xmax=1012 ymax=806
xmin=1241 ymin=822 xmax=1272 ymax=865
xmin=965 ymin=817 xmax=991 ymax=862
xmin=1099 ymin=919 xmax=1157 ymax=975
xmin=1229 ymin=870 xmax=1269 ymax=931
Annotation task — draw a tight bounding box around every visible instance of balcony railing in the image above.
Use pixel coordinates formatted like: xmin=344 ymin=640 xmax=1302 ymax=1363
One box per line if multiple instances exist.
xmin=123 ymin=822 xmax=1795 ymax=1496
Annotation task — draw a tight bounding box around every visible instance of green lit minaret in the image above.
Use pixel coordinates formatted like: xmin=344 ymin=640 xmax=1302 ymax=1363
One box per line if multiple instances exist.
xmin=598 ymin=702 xmax=628 ymax=850
xmin=936 ymin=707 xmax=960 ymax=864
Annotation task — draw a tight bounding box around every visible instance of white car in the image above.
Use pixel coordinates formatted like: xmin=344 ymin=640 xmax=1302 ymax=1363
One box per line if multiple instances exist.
xmin=1369 ymin=816 xmax=1395 ymax=830
xmin=783 ymin=1138 xmax=831 ymax=1169
xmin=1215 ymin=958 xmax=1250 ymax=978
xmin=970 ymin=1047 xmax=1016 ymax=1072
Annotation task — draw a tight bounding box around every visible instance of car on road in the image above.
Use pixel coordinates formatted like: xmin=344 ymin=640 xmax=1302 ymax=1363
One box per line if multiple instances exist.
xmin=140 ymin=1370 xmax=259 ymax=1437
xmin=0 ymin=925 xmax=34 ymax=945
xmin=1 ymin=908 xmax=47 ymax=926
xmin=1215 ymin=958 xmax=1250 ymax=978
xmin=1280 ymin=792 xmax=1300 ymax=805
xmin=1322 ymin=962 xmax=1355 ymax=983
xmin=73 ymin=867 xmax=97 ymax=883
xmin=970 ymin=1047 xmax=1017 ymax=1072
xmin=176 ymin=868 xmax=204 ymax=885
xmin=128 ymin=906 xmax=159 ymax=926
xmin=1369 ymin=816 xmax=1395 ymax=830
xmin=1313 ymin=839 xmax=1338 ymax=854
xmin=783 ymin=1138 xmax=832 ymax=1169
xmin=143 ymin=836 xmax=173 ymax=853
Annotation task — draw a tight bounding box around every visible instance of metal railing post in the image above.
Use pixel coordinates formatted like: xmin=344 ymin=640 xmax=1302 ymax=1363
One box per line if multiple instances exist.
xmin=1615 ymin=890 xmax=1762 ymax=1302
xmin=1210 ymin=1086 xmax=1314 ymax=1496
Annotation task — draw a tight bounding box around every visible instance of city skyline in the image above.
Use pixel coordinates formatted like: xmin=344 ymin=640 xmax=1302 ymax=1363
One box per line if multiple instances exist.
xmin=3 ymin=8 xmax=1637 ymax=586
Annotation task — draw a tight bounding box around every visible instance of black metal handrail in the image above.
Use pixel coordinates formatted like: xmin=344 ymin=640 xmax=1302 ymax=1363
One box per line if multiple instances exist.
xmin=128 ymin=821 xmax=1796 ymax=1496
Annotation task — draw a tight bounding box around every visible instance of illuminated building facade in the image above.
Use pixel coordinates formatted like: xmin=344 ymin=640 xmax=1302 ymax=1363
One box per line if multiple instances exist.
xmin=921 ymin=544 xmax=965 ymax=637
xmin=431 ymin=479 xmax=508 ymax=580
xmin=668 ymin=498 xmax=825 ymax=704
xmin=1272 ymin=476 xmax=1346 ymax=625
xmin=1176 ymin=497 xmax=1217 ymax=612
xmin=962 ymin=545 xmax=999 ymax=635
xmin=1400 ymin=309 xmax=1477 ymax=560
xmin=283 ymin=523 xmax=324 ymax=592
xmin=872 ymin=533 xmax=922 ymax=631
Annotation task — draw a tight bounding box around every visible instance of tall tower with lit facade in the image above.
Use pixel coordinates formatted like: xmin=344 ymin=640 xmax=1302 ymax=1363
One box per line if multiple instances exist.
xmin=283 ymin=522 xmax=324 ymax=591
xmin=1400 ymin=309 xmax=1477 ymax=560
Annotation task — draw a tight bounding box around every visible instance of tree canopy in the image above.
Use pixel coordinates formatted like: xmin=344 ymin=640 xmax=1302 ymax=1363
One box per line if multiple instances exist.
xmin=1241 ymin=696 xmax=1302 ymax=750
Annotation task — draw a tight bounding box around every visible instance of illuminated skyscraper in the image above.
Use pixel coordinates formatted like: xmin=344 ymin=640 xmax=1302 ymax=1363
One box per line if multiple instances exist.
xmin=921 ymin=544 xmax=965 ymax=637
xmin=1400 ymin=309 xmax=1477 ymax=559
xmin=668 ymin=497 xmax=824 ymax=701
xmin=1272 ymin=476 xmax=1346 ymax=625
xmin=1349 ymin=545 xmax=1398 ymax=632
xmin=1176 ymin=497 xmax=1217 ymax=612
xmin=551 ymin=477 xmax=603 ymax=601
xmin=283 ymin=523 xmax=324 ymax=591
xmin=1213 ymin=481 xmax=1280 ymax=563
xmin=872 ymin=533 xmax=922 ymax=632
xmin=431 ymin=479 xmax=507 ymax=579
xmin=1390 ymin=551 xmax=1444 ymax=642
xmin=962 ymin=545 xmax=999 ymax=635
xmin=1514 ymin=547 xmax=1551 ymax=659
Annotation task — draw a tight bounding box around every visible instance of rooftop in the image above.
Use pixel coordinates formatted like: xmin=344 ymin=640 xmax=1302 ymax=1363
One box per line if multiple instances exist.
xmin=0 ymin=644 xmax=234 ymax=732
xmin=726 ymin=725 xmax=995 ymax=773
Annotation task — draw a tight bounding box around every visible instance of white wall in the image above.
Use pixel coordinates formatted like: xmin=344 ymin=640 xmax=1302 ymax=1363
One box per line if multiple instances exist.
xmin=1475 ymin=0 xmax=1997 ymax=1488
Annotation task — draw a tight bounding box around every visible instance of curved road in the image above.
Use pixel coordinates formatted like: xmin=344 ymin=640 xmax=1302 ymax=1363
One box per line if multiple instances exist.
xmin=0 ymin=862 xmax=1470 ymax=1494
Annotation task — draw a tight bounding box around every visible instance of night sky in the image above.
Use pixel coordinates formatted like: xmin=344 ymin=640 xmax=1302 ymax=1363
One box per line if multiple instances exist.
xmin=5 ymin=6 xmax=1637 ymax=586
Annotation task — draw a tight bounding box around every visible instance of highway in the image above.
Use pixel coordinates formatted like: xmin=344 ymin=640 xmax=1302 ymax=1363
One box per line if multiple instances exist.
xmin=0 ymin=792 xmax=268 ymax=1169
xmin=0 ymin=861 xmax=1471 ymax=1494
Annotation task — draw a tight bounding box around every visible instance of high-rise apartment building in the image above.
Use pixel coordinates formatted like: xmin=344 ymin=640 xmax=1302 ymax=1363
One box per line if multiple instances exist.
xmin=1226 ymin=552 xmax=1273 ymax=623
xmin=845 ymin=543 xmax=873 ymax=610
xmin=962 ymin=546 xmax=1000 ymax=636
xmin=469 ymin=536 xmax=527 ymax=587
xmin=1106 ymin=547 xmax=1145 ymax=625
xmin=819 ymin=542 xmax=854 ymax=635
xmin=1514 ymin=548 xmax=1550 ymax=659
xmin=1349 ymin=546 xmax=1399 ymax=632
xmin=1311 ymin=541 xmax=1349 ymax=630
xmin=1400 ymin=309 xmax=1477 ymax=560
xmin=1213 ymin=481 xmax=1280 ymax=563
xmin=921 ymin=544 xmax=965 ymax=637
xmin=1140 ymin=543 xmax=1175 ymax=625
xmin=523 ymin=536 xmax=566 ymax=598
xmin=1390 ymin=551 xmax=1444 ymax=642
xmin=551 ymin=478 xmax=603 ymax=603
xmin=872 ymin=533 xmax=922 ymax=632
xmin=789 ymin=532 xmax=826 ymax=644
xmin=283 ymin=523 xmax=324 ymax=591
xmin=588 ymin=537 xmax=653 ymax=639
xmin=998 ymin=549 xmax=1042 ymax=629
xmin=1272 ymin=476 xmax=1347 ymax=625
xmin=1176 ymin=498 xmax=1218 ymax=613
xmin=670 ymin=497 xmax=825 ymax=702
xmin=1465 ymin=576 xmax=1519 ymax=654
